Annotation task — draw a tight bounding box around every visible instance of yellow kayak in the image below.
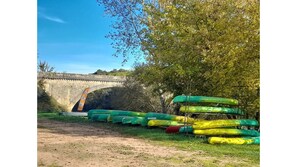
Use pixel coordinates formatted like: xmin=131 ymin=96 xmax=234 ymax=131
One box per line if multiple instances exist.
xmin=193 ymin=128 xmax=260 ymax=137
xmin=208 ymin=137 xmax=260 ymax=144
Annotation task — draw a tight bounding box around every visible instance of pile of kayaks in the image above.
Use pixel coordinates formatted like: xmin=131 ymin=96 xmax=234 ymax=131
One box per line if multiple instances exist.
xmin=167 ymin=95 xmax=260 ymax=145
xmin=87 ymin=95 xmax=260 ymax=145
xmin=88 ymin=109 xmax=146 ymax=125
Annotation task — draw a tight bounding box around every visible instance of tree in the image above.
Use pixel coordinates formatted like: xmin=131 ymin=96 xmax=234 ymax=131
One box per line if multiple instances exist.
xmin=37 ymin=60 xmax=55 ymax=89
xmin=100 ymin=0 xmax=260 ymax=118
xmin=38 ymin=60 xmax=55 ymax=73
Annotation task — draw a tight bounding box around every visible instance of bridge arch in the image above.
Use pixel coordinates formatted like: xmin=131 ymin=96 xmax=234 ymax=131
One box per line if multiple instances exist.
xmin=38 ymin=72 xmax=126 ymax=112
xmin=70 ymin=85 xmax=124 ymax=112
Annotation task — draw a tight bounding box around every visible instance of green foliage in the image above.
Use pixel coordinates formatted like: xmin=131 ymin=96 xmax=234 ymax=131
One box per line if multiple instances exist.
xmin=93 ymin=68 xmax=132 ymax=76
xmin=100 ymin=0 xmax=260 ymax=118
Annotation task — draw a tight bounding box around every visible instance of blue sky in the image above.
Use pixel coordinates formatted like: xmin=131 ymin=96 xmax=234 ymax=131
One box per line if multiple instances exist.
xmin=38 ymin=0 xmax=136 ymax=74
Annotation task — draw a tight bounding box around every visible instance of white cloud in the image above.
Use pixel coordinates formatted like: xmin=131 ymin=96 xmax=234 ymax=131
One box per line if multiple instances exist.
xmin=42 ymin=15 xmax=66 ymax=24
xmin=38 ymin=7 xmax=66 ymax=24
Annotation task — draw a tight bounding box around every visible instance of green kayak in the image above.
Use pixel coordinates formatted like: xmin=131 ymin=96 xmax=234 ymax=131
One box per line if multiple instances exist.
xmin=88 ymin=109 xmax=115 ymax=119
xmin=112 ymin=116 xmax=134 ymax=124
xmin=193 ymin=119 xmax=259 ymax=129
xmin=179 ymin=126 xmax=194 ymax=133
xmin=131 ymin=117 xmax=145 ymax=125
xmin=180 ymin=106 xmax=244 ymax=115
xmin=193 ymin=128 xmax=260 ymax=137
xmin=122 ymin=116 xmax=135 ymax=124
xmin=110 ymin=111 xmax=146 ymax=117
xmin=91 ymin=114 xmax=110 ymax=122
xmin=173 ymin=95 xmax=238 ymax=105
xmin=88 ymin=109 xmax=146 ymax=120
xmin=208 ymin=137 xmax=260 ymax=144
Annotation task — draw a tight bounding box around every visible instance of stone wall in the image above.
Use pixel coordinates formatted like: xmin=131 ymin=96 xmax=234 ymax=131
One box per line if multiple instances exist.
xmin=38 ymin=72 xmax=125 ymax=112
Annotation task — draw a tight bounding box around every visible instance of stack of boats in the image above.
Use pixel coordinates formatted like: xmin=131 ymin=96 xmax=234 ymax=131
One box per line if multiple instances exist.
xmin=169 ymin=95 xmax=260 ymax=144
xmin=87 ymin=95 xmax=260 ymax=145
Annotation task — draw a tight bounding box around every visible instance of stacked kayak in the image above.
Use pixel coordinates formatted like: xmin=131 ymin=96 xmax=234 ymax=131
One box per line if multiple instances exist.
xmin=175 ymin=95 xmax=243 ymax=115
xmin=173 ymin=95 xmax=238 ymax=105
xmin=88 ymin=109 xmax=146 ymax=125
xmin=165 ymin=126 xmax=183 ymax=133
xmin=192 ymin=119 xmax=259 ymax=129
xmin=208 ymin=137 xmax=260 ymax=145
xmin=107 ymin=111 xmax=146 ymax=122
xmin=173 ymin=95 xmax=260 ymax=144
xmin=86 ymin=95 xmax=260 ymax=145
xmin=179 ymin=106 xmax=244 ymax=115
xmin=144 ymin=112 xmax=196 ymax=127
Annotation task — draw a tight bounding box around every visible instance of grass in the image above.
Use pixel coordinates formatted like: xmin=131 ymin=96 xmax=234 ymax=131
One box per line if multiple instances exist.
xmin=38 ymin=112 xmax=260 ymax=165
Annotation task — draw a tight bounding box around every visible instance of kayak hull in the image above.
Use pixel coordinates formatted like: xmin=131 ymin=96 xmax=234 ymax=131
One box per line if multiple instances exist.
xmin=208 ymin=137 xmax=260 ymax=144
xmin=193 ymin=119 xmax=259 ymax=129
xmin=173 ymin=95 xmax=238 ymax=105
xmin=193 ymin=128 xmax=260 ymax=137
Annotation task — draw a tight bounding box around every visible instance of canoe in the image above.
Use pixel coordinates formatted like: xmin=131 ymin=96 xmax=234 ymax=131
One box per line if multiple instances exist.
xmin=131 ymin=117 xmax=145 ymax=125
xmin=88 ymin=109 xmax=117 ymax=119
xmin=91 ymin=114 xmax=110 ymax=122
xmin=144 ymin=112 xmax=195 ymax=123
xmin=112 ymin=116 xmax=134 ymax=124
xmin=173 ymin=95 xmax=238 ymax=105
xmin=147 ymin=120 xmax=184 ymax=127
xmin=165 ymin=126 xmax=183 ymax=133
xmin=208 ymin=137 xmax=260 ymax=144
xmin=193 ymin=119 xmax=259 ymax=129
xmin=180 ymin=106 xmax=244 ymax=115
xmin=193 ymin=128 xmax=260 ymax=137
xmin=110 ymin=111 xmax=146 ymax=117
xmin=179 ymin=126 xmax=194 ymax=133
xmin=88 ymin=109 xmax=146 ymax=120
xmin=122 ymin=116 xmax=135 ymax=124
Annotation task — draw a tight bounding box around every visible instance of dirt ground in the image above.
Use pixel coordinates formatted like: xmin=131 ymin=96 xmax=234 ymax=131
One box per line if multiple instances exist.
xmin=38 ymin=119 xmax=254 ymax=167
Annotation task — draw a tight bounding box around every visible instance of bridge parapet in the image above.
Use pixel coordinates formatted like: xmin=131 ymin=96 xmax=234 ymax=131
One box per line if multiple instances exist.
xmin=38 ymin=72 xmax=126 ymax=82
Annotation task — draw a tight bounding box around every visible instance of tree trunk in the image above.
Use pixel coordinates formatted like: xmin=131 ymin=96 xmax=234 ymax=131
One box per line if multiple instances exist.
xmin=159 ymin=94 xmax=167 ymax=113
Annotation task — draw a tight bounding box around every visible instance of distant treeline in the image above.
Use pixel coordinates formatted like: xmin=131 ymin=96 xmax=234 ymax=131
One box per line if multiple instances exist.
xmin=93 ymin=69 xmax=132 ymax=76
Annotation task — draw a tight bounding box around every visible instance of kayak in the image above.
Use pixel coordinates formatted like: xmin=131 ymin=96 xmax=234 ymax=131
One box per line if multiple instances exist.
xmin=122 ymin=116 xmax=136 ymax=124
xmin=88 ymin=109 xmax=118 ymax=119
xmin=193 ymin=128 xmax=260 ymax=137
xmin=110 ymin=111 xmax=146 ymax=117
xmin=165 ymin=126 xmax=183 ymax=133
xmin=112 ymin=116 xmax=134 ymax=124
xmin=179 ymin=126 xmax=194 ymax=133
xmin=144 ymin=112 xmax=195 ymax=124
xmin=180 ymin=106 xmax=244 ymax=115
xmin=208 ymin=137 xmax=260 ymax=144
xmin=173 ymin=95 xmax=238 ymax=105
xmin=147 ymin=120 xmax=185 ymax=127
xmin=193 ymin=119 xmax=259 ymax=129
xmin=88 ymin=109 xmax=146 ymax=120
xmin=91 ymin=114 xmax=110 ymax=122
xmin=131 ymin=117 xmax=145 ymax=125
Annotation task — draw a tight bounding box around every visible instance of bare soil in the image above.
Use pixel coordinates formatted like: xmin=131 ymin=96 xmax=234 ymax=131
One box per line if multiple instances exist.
xmin=38 ymin=119 xmax=255 ymax=167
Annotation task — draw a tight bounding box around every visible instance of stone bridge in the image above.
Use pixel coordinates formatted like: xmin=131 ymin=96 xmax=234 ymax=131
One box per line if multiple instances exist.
xmin=38 ymin=72 xmax=126 ymax=112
